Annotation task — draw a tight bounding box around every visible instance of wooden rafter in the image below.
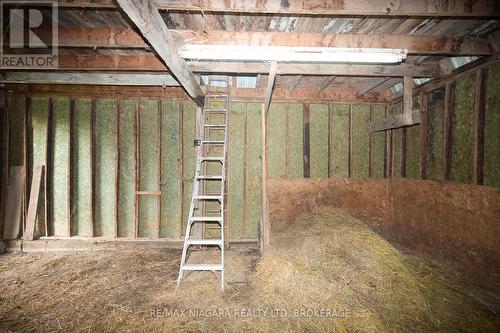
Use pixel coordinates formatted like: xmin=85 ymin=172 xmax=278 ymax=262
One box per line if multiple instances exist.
xmin=317 ymin=76 xmax=336 ymax=94
xmin=115 ymin=0 xmax=204 ymax=105
xmin=54 ymin=0 xmax=500 ymax=17
xmin=51 ymin=28 xmax=498 ymax=56
xmin=264 ymin=62 xmax=278 ymax=114
xmin=288 ymin=75 xmax=302 ymax=94
xmin=359 ymin=77 xmax=391 ymax=95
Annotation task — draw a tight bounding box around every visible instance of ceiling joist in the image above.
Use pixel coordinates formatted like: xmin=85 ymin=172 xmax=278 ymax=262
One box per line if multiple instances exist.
xmin=54 ymin=0 xmax=500 ymax=17
xmin=52 ymin=28 xmax=498 ymax=56
xmin=42 ymin=54 xmax=441 ymax=77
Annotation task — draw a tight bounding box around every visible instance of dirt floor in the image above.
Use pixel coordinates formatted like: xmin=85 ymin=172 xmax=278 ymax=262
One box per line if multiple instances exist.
xmin=1 ymin=208 xmax=499 ymax=333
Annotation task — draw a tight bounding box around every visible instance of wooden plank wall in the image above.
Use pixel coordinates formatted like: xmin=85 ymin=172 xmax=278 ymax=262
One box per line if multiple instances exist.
xmin=388 ymin=61 xmax=500 ymax=187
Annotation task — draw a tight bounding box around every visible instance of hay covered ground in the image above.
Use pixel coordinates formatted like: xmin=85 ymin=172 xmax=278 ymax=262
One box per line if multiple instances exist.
xmin=0 ymin=207 xmax=499 ymax=332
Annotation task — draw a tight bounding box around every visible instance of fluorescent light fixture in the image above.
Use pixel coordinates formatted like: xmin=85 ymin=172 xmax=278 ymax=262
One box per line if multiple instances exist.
xmin=180 ymin=45 xmax=407 ymax=64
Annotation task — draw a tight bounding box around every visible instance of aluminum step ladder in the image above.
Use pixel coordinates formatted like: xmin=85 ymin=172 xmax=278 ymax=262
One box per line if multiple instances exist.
xmin=177 ymin=76 xmax=230 ymax=290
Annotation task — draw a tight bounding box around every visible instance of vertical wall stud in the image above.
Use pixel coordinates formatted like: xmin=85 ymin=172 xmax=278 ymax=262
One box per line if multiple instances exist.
xmin=115 ymin=100 xmax=120 ymax=238
xmin=443 ymin=82 xmax=454 ymax=181
xmin=348 ymin=104 xmax=352 ymax=178
xmin=473 ymin=68 xmax=486 ymax=185
xmin=368 ymin=104 xmax=373 ymax=178
xmin=401 ymin=127 xmax=407 ymax=178
xmin=419 ymin=92 xmax=428 ymax=180
xmin=68 ymin=98 xmax=74 ymax=237
xmin=23 ymin=96 xmax=30 ymax=237
xmin=0 ymin=89 xmax=9 ymax=239
xmin=89 ymin=99 xmax=96 ymax=237
xmin=327 ymin=103 xmax=332 ymax=178
xmin=134 ymin=99 xmax=140 ymax=238
xmin=385 ymin=104 xmax=393 ymax=178
xmin=156 ymin=99 xmax=162 ymax=238
xmin=303 ymin=103 xmax=310 ymax=178
xmin=46 ymin=98 xmax=54 ymax=236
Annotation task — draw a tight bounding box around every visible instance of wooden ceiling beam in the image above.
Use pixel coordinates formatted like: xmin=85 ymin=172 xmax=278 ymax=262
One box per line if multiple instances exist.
xmin=54 ymin=0 xmax=500 ymax=17
xmin=47 ymin=54 xmax=442 ymax=77
xmin=115 ymin=0 xmax=204 ymax=105
xmin=0 ymin=72 xmax=179 ymax=86
xmin=52 ymin=28 xmax=498 ymax=56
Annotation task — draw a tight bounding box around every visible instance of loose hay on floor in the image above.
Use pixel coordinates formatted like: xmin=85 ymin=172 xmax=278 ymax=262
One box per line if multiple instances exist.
xmin=253 ymin=207 xmax=500 ymax=333
xmin=0 ymin=207 xmax=498 ymax=332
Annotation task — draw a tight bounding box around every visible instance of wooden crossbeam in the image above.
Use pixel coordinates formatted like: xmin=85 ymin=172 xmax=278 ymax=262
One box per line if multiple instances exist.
xmin=29 ymin=54 xmax=439 ymax=77
xmin=51 ymin=28 xmax=499 ymax=56
xmin=115 ymin=0 xmax=204 ymax=105
xmin=54 ymin=0 xmax=500 ymax=17
xmin=0 ymin=72 xmax=180 ymax=86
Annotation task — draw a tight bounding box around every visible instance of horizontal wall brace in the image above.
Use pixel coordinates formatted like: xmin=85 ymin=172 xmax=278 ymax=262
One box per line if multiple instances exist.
xmin=369 ymin=111 xmax=421 ymax=132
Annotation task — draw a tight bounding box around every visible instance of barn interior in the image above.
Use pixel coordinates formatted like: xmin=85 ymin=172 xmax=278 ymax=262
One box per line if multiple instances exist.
xmin=0 ymin=1 xmax=499 ymax=332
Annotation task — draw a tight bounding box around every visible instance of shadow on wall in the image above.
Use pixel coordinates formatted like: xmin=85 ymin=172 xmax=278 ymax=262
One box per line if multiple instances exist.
xmin=267 ymin=178 xmax=500 ymax=294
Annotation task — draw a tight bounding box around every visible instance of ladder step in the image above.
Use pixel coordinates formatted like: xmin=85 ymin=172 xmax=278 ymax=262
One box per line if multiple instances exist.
xmin=193 ymin=195 xmax=222 ymax=200
xmin=205 ymin=109 xmax=228 ymax=113
xmin=203 ymin=124 xmax=226 ymax=128
xmin=190 ymin=216 xmax=222 ymax=222
xmin=202 ymin=140 xmax=224 ymax=144
xmin=186 ymin=239 xmax=223 ymax=246
xmin=199 ymin=156 xmax=224 ymax=161
xmin=196 ymin=175 xmax=223 ymax=180
xmin=182 ymin=264 xmax=223 ymax=271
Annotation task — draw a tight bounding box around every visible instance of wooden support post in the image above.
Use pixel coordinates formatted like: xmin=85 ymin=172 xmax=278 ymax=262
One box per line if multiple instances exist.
xmin=68 ymin=98 xmax=74 ymax=237
xmin=115 ymin=100 xmax=120 ymax=238
xmin=443 ymin=82 xmax=454 ymax=181
xmin=260 ymin=103 xmax=270 ymax=252
xmin=156 ymin=99 xmax=162 ymax=238
xmin=0 ymin=89 xmax=8 ymax=240
xmin=473 ymin=68 xmax=486 ymax=185
xmin=46 ymin=98 xmax=54 ymax=236
xmin=327 ymin=104 xmax=332 ymax=178
xmin=401 ymin=127 xmax=407 ymax=178
xmin=134 ymin=100 xmax=140 ymax=238
xmin=348 ymin=104 xmax=352 ymax=178
xmin=303 ymin=103 xmax=310 ymax=178
xmin=385 ymin=104 xmax=393 ymax=178
xmin=403 ymin=76 xmax=413 ymax=115
xmin=368 ymin=104 xmax=373 ymax=178
xmin=23 ymin=96 xmax=30 ymax=237
xmin=419 ymin=92 xmax=428 ymax=180
xmin=89 ymin=99 xmax=96 ymax=237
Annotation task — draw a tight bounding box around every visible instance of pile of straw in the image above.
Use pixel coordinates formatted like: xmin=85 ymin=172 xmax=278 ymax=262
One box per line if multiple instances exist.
xmin=253 ymin=207 xmax=499 ymax=333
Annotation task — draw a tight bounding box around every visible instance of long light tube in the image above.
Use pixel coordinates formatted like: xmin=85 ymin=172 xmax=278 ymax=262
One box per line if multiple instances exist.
xmin=180 ymin=45 xmax=407 ymax=64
